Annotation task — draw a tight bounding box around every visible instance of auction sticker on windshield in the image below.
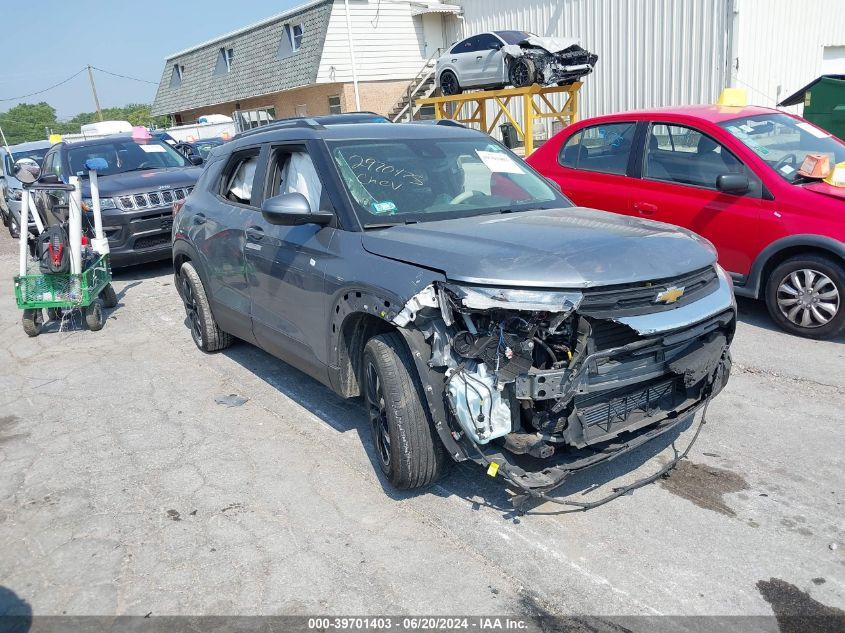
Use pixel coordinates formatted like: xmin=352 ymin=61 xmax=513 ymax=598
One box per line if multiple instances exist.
xmin=139 ymin=145 xmax=167 ymax=153
xmin=476 ymin=150 xmax=525 ymax=174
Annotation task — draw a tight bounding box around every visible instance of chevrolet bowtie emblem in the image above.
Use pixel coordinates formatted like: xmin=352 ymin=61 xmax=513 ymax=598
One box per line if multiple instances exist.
xmin=656 ymin=286 xmax=685 ymax=304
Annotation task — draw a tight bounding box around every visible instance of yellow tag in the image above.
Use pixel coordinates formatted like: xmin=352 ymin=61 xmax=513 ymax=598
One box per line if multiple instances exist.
xmin=487 ymin=462 xmax=499 ymax=477
xmin=49 ymin=134 xmax=62 ymax=144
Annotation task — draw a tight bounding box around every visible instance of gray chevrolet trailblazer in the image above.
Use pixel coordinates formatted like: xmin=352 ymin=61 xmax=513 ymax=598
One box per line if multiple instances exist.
xmin=172 ymin=116 xmax=735 ymax=507
xmin=36 ymin=135 xmax=202 ymax=267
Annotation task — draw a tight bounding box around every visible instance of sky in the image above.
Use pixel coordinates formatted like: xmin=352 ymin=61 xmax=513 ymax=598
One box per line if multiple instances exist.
xmin=0 ymin=0 xmax=301 ymax=119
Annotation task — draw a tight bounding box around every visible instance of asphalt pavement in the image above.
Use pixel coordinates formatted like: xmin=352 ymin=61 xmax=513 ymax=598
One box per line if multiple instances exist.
xmin=0 ymin=228 xmax=842 ymax=630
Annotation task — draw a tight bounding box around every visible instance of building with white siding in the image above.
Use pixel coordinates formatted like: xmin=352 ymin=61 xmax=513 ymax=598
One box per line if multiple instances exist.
xmin=152 ymin=0 xmax=463 ymax=125
xmin=454 ymin=0 xmax=845 ymax=123
xmin=153 ymin=0 xmax=845 ymax=135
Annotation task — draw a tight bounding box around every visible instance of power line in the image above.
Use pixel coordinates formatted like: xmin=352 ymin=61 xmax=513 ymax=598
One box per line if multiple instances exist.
xmin=91 ymin=66 xmax=159 ymax=85
xmin=0 ymin=67 xmax=86 ymax=102
xmin=0 ymin=65 xmax=159 ymax=104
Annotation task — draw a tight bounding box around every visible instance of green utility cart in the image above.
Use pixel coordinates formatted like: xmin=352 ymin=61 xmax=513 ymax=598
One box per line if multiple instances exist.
xmin=11 ymin=156 xmax=116 ymax=337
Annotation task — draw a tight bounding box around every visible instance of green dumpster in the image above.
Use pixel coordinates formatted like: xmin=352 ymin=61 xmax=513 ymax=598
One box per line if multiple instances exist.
xmin=778 ymin=74 xmax=845 ymax=140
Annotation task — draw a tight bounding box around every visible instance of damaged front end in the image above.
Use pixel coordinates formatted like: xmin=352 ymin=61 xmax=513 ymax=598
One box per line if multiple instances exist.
xmin=503 ymin=36 xmax=599 ymax=86
xmin=392 ymin=265 xmax=735 ymax=506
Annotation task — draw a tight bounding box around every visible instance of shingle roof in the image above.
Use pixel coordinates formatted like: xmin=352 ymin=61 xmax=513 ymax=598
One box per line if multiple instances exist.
xmin=151 ymin=0 xmax=333 ymax=117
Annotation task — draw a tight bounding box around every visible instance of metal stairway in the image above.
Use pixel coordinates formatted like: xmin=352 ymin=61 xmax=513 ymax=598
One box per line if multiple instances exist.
xmin=388 ymin=48 xmax=441 ymax=123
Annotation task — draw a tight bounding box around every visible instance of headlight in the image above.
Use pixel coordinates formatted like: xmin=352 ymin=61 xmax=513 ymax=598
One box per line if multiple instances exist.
xmin=82 ymin=197 xmax=117 ymax=211
xmin=10 ymin=188 xmax=22 ymax=201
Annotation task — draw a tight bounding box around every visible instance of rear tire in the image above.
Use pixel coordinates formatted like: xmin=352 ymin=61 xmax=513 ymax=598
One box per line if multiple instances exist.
xmin=765 ymin=254 xmax=845 ymax=339
xmin=85 ymin=301 xmax=104 ymax=331
xmin=100 ymin=283 xmax=117 ymax=308
xmin=179 ymin=261 xmax=232 ymax=352
xmin=509 ymin=57 xmax=536 ymax=88
xmin=362 ymin=332 xmax=449 ymax=489
xmin=439 ymin=70 xmax=462 ymax=96
xmin=22 ymin=309 xmax=42 ymax=337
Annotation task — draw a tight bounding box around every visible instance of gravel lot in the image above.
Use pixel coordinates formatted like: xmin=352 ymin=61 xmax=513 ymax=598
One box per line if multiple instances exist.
xmin=0 ymin=228 xmax=843 ymax=628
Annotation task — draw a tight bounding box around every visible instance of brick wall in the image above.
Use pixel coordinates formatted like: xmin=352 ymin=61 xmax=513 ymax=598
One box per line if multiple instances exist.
xmin=174 ymin=79 xmax=409 ymax=123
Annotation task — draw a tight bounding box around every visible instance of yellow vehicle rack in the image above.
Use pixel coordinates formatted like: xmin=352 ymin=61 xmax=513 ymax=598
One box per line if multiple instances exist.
xmin=416 ymin=82 xmax=581 ymax=155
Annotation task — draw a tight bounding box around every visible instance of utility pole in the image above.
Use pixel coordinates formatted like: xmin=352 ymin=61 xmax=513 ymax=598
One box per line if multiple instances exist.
xmin=87 ymin=65 xmax=103 ymax=122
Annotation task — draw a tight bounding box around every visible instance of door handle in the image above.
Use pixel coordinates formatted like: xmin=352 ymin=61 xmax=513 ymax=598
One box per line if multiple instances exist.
xmin=634 ymin=202 xmax=658 ymax=215
xmin=246 ymin=225 xmax=264 ymax=241
xmin=476 ymin=55 xmax=483 ymax=59
xmin=193 ymin=212 xmax=206 ymax=225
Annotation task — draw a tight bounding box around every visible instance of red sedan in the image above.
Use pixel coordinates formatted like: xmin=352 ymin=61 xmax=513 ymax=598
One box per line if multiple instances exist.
xmin=527 ymin=104 xmax=845 ymax=339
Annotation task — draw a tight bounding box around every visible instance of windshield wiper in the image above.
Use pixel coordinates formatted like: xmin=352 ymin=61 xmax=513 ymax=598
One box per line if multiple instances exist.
xmin=365 ymin=219 xmax=419 ymax=229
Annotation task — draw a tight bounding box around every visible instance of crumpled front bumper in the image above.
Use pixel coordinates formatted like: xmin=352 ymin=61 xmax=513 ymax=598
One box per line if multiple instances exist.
xmin=494 ymin=344 xmax=731 ymax=495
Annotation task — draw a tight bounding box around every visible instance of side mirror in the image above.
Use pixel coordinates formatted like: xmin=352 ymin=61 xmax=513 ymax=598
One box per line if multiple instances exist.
xmin=261 ymin=192 xmax=333 ymax=226
xmin=38 ymin=172 xmax=60 ymax=184
xmin=716 ymin=173 xmax=749 ymax=195
xmin=189 ymin=155 xmax=204 ymax=166
xmin=13 ymin=158 xmax=40 ymax=184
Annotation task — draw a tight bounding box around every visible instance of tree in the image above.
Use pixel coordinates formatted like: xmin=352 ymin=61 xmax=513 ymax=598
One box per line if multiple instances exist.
xmin=0 ymin=102 xmax=62 ymax=145
xmin=0 ymin=101 xmax=170 ymax=145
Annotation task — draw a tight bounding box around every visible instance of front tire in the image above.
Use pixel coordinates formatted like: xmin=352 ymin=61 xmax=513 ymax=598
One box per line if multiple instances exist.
xmin=765 ymin=254 xmax=845 ymax=339
xmin=509 ymin=57 xmax=536 ymax=88
xmin=22 ymin=309 xmax=42 ymax=337
xmin=362 ymin=332 xmax=449 ymax=489
xmin=179 ymin=261 xmax=232 ymax=352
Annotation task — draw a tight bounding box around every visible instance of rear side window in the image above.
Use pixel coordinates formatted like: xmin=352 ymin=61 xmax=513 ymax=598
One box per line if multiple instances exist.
xmin=645 ymin=123 xmax=744 ymax=189
xmin=219 ymin=149 xmax=261 ymax=206
xmin=558 ymin=122 xmax=636 ymax=176
xmin=476 ymin=34 xmax=503 ymax=51
xmin=454 ymin=36 xmax=482 ymax=53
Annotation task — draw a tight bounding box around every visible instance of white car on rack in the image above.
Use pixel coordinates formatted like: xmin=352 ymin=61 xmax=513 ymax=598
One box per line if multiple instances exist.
xmin=435 ymin=30 xmax=598 ymax=96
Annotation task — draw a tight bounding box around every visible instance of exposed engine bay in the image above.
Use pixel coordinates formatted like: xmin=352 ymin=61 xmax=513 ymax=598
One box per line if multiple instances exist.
xmin=391 ymin=267 xmax=735 ymax=501
xmin=502 ymin=36 xmax=599 ymax=86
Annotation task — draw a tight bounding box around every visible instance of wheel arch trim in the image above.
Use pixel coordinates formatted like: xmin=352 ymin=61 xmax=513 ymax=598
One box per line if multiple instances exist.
xmin=743 ymin=234 xmax=845 ymax=299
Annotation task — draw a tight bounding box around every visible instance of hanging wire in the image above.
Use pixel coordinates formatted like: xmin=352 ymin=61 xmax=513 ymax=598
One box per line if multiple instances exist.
xmin=0 ymin=68 xmax=86 ymax=102
xmin=90 ymin=66 xmax=159 ymax=85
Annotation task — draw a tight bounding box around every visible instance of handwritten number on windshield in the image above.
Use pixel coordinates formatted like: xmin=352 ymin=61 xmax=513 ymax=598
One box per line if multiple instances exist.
xmin=347 ymin=154 xmax=424 ymax=188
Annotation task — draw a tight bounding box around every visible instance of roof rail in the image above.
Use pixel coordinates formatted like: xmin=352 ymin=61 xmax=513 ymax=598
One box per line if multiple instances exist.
xmin=235 ymin=117 xmax=326 ymax=139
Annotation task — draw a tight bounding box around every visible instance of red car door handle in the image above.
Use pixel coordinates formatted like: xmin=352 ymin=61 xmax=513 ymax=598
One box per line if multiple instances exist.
xmin=634 ymin=202 xmax=658 ymax=215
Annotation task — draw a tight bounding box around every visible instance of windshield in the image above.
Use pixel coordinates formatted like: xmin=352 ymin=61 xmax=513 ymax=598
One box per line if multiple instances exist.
xmin=67 ymin=139 xmax=188 ymax=177
xmin=329 ymin=138 xmax=563 ymax=227
xmin=194 ymin=139 xmax=224 ymax=159
xmin=720 ymin=113 xmax=845 ymax=182
xmin=495 ymin=30 xmax=532 ymax=45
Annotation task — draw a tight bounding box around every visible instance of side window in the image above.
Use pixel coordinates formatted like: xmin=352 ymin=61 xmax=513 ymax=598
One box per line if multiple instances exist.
xmin=645 ymin=124 xmax=744 ymax=189
xmin=559 ymin=131 xmax=583 ymax=168
xmin=460 ymin=36 xmax=482 ymax=53
xmin=557 ymin=122 xmax=635 ymax=175
xmin=267 ymin=146 xmax=327 ymax=215
xmin=219 ymin=149 xmax=261 ymax=206
xmin=476 ymin=34 xmax=502 ymax=51
xmin=43 ymin=152 xmax=62 ymax=178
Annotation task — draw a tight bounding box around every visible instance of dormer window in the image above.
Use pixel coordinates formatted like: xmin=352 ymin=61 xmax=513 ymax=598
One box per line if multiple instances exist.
xmin=170 ymin=64 xmax=184 ymax=88
xmin=214 ymin=47 xmax=234 ymax=76
xmin=278 ymin=23 xmax=304 ymax=60
xmin=291 ymin=24 xmax=304 ymax=51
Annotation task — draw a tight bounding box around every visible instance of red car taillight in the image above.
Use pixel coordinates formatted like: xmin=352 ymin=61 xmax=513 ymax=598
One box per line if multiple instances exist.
xmin=172 ymin=200 xmax=185 ymax=216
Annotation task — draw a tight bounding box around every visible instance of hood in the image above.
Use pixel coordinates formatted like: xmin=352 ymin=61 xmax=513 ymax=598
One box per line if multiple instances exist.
xmin=802 ymin=181 xmax=845 ymax=202
xmin=79 ymin=167 xmax=202 ymax=197
xmin=361 ymin=207 xmax=717 ymax=288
